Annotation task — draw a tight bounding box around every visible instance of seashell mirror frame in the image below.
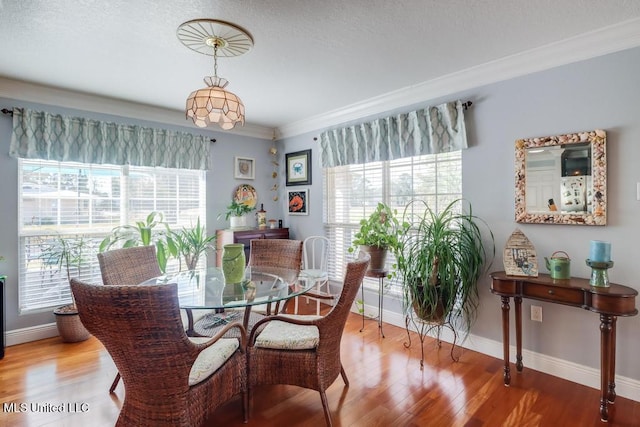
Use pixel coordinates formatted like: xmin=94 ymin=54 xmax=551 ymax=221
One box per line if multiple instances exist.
xmin=515 ymin=129 xmax=606 ymax=225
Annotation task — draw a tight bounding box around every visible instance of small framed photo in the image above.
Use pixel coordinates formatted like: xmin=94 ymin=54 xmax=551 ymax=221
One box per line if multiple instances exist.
xmin=234 ymin=156 xmax=255 ymax=180
xmin=287 ymin=188 xmax=309 ymax=215
xmin=285 ymin=149 xmax=312 ymax=186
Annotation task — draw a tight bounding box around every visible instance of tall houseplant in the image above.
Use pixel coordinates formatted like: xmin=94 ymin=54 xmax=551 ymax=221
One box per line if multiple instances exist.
xmin=41 ymin=235 xmax=93 ymax=342
xmin=394 ymin=199 xmax=494 ymax=365
xmin=99 ymin=211 xmax=176 ymax=273
xmin=349 ymin=202 xmax=402 ymax=273
xmin=171 ymin=217 xmax=216 ymax=271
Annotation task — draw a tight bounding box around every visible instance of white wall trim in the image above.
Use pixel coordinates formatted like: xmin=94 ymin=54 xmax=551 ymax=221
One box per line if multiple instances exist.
xmin=0 ymin=77 xmax=275 ymax=140
xmin=6 ymin=323 xmax=59 ymax=347
xmin=355 ymin=303 xmax=640 ymax=402
xmin=279 ymin=17 xmax=640 ymax=139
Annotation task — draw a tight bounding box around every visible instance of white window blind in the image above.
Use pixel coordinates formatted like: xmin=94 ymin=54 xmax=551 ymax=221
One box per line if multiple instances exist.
xmin=18 ymin=159 xmax=206 ymax=313
xmin=323 ymin=151 xmax=462 ymax=290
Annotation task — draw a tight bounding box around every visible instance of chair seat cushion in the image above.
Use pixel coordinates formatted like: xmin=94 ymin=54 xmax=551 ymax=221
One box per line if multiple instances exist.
xmin=255 ymin=314 xmax=322 ymax=350
xmin=300 ymin=269 xmax=328 ymax=281
xmin=188 ymin=337 xmax=239 ymax=386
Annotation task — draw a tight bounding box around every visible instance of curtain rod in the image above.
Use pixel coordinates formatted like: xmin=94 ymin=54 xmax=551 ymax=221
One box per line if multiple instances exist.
xmin=1 ymin=108 xmax=217 ymax=143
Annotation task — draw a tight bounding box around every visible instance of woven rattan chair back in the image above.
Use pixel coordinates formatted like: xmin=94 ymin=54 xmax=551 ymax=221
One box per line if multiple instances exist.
xmin=248 ymin=239 xmax=303 ymax=272
xmin=98 ymin=246 xmax=162 ymax=286
xmin=71 ymin=279 xmax=246 ymax=426
xmin=247 ymin=254 xmax=370 ymax=427
xmin=97 ymin=245 xmax=163 ymax=392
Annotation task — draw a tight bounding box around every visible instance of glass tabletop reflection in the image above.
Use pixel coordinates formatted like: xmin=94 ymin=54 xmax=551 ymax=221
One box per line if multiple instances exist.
xmin=142 ymin=266 xmax=309 ymax=310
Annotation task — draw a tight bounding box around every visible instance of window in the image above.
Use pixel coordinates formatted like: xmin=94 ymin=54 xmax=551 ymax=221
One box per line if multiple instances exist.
xmin=323 ymin=151 xmax=462 ymax=291
xmin=18 ymin=159 xmax=206 ymax=313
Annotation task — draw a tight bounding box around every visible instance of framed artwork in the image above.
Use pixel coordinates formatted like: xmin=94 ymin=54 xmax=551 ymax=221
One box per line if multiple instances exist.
xmin=234 ymin=156 xmax=255 ymax=180
xmin=287 ymin=188 xmax=309 ymax=215
xmin=285 ymin=149 xmax=312 ymax=186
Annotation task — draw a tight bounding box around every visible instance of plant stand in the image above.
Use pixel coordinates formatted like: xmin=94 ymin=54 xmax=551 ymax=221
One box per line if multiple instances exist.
xmin=404 ymin=312 xmax=459 ymax=369
xmin=359 ymin=270 xmax=387 ymax=338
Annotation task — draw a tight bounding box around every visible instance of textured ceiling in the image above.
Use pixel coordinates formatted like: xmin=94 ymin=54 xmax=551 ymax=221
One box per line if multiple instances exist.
xmin=1 ymin=0 xmax=640 ymax=135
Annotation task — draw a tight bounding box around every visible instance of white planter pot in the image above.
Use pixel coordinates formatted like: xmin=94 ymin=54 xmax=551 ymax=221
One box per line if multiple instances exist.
xmin=230 ymin=216 xmax=243 ymax=229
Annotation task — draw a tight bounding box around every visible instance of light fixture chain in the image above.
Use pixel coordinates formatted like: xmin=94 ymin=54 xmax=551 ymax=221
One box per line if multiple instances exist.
xmin=213 ymin=43 xmax=219 ymax=78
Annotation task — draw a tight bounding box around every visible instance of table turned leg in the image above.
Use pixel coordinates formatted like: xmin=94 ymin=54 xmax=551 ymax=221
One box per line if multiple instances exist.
xmin=515 ymin=296 xmax=523 ymax=372
xmin=600 ymin=314 xmax=614 ymax=422
xmin=607 ymin=316 xmax=618 ymax=404
xmin=501 ymin=296 xmax=511 ymax=386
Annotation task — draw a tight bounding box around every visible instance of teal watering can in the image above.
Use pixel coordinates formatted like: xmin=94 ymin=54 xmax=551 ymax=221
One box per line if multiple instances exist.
xmin=545 ymin=251 xmax=571 ymax=280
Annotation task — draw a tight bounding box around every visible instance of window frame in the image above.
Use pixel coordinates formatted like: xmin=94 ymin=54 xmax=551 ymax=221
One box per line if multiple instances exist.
xmin=17 ymin=158 xmax=207 ymax=314
xmin=322 ymin=151 xmax=462 ymax=295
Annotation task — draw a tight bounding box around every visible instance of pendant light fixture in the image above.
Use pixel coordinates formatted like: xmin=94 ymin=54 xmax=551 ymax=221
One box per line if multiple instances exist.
xmin=177 ymin=19 xmax=253 ymax=130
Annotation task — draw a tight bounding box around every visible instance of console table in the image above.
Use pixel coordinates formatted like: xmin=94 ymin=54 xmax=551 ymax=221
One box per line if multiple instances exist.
xmin=489 ymin=271 xmax=637 ymax=422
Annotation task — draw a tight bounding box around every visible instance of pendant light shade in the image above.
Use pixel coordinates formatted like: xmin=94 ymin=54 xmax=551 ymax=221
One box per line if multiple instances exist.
xmin=177 ymin=19 xmax=253 ymax=130
xmin=186 ymin=77 xmax=245 ymax=129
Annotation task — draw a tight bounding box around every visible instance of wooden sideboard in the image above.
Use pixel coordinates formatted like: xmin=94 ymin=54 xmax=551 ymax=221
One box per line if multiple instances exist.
xmin=489 ymin=271 xmax=637 ymax=422
xmin=215 ymin=228 xmax=289 ymax=266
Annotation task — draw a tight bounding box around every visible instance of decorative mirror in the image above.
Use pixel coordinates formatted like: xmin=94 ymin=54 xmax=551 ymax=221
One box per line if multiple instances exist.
xmin=515 ymin=129 xmax=606 ymax=225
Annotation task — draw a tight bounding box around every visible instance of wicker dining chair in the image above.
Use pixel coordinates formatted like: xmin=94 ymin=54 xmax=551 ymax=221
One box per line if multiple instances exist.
xmin=247 ymin=238 xmax=303 ymax=315
xmin=247 ymin=254 xmax=370 ymax=427
xmin=97 ymin=245 xmax=162 ymax=287
xmin=247 ymin=238 xmax=303 ymax=271
xmin=71 ymin=278 xmax=247 ymax=427
xmin=98 ymin=245 xmax=162 ymax=393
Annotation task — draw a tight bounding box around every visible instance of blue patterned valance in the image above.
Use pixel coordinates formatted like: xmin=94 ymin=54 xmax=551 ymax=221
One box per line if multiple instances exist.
xmin=9 ymin=108 xmax=210 ymax=170
xmin=319 ymin=101 xmax=467 ymax=168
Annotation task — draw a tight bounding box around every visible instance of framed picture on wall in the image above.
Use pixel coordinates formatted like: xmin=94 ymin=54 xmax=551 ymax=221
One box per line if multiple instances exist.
xmin=234 ymin=156 xmax=255 ymax=180
xmin=287 ymin=188 xmax=309 ymax=215
xmin=285 ymin=149 xmax=312 ymax=186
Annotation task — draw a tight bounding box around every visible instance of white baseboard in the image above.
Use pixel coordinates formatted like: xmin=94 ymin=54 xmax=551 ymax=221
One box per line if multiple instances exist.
xmin=6 ymin=323 xmax=59 ymax=347
xmin=355 ymin=303 xmax=640 ymax=402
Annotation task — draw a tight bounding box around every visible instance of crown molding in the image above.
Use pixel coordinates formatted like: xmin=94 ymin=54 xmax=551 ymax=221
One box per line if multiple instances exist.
xmin=0 ymin=77 xmax=275 ymax=140
xmin=278 ymin=17 xmax=640 ymax=139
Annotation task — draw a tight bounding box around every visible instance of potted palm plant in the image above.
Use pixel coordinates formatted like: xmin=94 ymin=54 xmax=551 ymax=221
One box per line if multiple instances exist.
xmin=350 ymin=202 xmax=402 ymax=273
xmin=395 ymin=199 xmax=494 ymax=330
xmin=171 ymin=217 xmax=216 ymax=271
xmin=41 ymin=235 xmax=92 ymax=342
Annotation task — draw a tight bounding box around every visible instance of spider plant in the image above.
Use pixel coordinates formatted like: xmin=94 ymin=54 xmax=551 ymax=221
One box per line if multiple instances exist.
xmin=394 ymin=199 xmax=495 ymax=333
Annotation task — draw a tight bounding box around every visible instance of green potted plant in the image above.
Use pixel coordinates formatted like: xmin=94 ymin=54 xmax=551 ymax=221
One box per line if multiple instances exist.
xmin=171 ymin=217 xmax=216 ymax=271
xmin=220 ymin=200 xmax=255 ymax=229
xmin=395 ymin=199 xmax=494 ymax=330
xmin=99 ymin=211 xmax=176 ymax=273
xmin=349 ymin=202 xmax=402 ymax=273
xmin=41 ymin=235 xmax=93 ymax=342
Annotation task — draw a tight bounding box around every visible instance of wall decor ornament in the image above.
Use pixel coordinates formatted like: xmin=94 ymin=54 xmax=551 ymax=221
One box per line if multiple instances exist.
xmin=285 ymin=149 xmax=312 ymax=186
xmin=234 ymin=156 xmax=255 ymax=179
xmin=515 ymin=129 xmax=606 ymax=225
xmin=503 ymin=229 xmax=538 ymax=277
xmin=287 ymin=188 xmax=309 ymax=215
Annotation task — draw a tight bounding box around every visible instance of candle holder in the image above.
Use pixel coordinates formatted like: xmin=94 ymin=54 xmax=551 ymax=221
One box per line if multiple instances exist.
xmin=585 ymin=259 xmax=614 ymax=287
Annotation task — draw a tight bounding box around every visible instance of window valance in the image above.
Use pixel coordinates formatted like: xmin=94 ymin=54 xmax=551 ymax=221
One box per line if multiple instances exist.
xmin=9 ymin=108 xmax=210 ymax=170
xmin=319 ymin=100 xmax=467 ymax=168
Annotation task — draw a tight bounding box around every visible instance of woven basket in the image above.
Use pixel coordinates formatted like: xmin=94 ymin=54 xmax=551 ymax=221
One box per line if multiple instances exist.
xmin=54 ymin=304 xmax=91 ymax=342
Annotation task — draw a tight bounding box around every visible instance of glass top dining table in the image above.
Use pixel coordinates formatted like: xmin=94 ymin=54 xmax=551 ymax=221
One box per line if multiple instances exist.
xmin=140 ymin=266 xmax=312 ymax=335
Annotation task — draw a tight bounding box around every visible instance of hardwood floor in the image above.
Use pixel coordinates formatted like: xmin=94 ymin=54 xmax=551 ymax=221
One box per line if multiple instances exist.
xmin=1 ymin=306 xmax=638 ymax=426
